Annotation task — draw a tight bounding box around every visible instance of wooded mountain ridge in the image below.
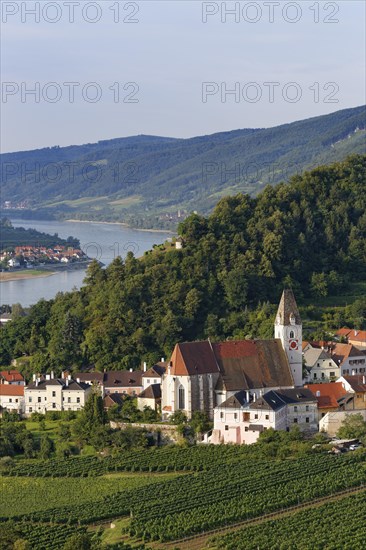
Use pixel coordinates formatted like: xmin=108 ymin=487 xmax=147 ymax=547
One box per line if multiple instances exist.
xmin=1 ymin=106 xmax=365 ymax=228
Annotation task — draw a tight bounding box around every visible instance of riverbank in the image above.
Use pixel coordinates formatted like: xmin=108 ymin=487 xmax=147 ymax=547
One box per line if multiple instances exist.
xmin=0 ymin=270 xmax=56 ymax=282
xmin=65 ymin=219 xmax=175 ymax=234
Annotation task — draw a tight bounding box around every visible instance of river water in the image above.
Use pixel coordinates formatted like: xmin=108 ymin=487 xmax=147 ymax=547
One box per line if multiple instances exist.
xmin=0 ymin=219 xmax=172 ymax=307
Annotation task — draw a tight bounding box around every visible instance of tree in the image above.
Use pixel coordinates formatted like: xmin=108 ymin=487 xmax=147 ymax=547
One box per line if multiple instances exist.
xmin=39 ymin=434 xmax=54 ymax=459
xmin=73 ymin=390 xmax=107 ymax=444
xmin=337 ymin=414 xmax=366 ymax=440
xmin=189 ymin=411 xmax=212 ymax=436
xmin=63 ymin=533 xmax=92 ymax=550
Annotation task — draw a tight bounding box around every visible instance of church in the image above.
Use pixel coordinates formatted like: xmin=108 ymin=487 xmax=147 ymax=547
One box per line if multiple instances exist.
xmin=161 ymin=289 xmax=303 ymax=420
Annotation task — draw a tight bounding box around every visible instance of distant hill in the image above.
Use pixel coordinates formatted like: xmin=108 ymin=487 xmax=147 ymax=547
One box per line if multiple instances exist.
xmin=1 ymin=106 xmax=365 ymax=228
xmin=0 ymin=218 xmax=79 ymax=250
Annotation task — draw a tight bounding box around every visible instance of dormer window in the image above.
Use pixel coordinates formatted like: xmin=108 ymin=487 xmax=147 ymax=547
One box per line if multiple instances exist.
xmin=289 ymin=313 xmax=296 ymax=325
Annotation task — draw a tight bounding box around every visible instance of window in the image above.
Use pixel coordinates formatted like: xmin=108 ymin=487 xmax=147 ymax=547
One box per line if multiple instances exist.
xmin=245 ymin=427 xmax=249 ymax=432
xmin=234 ymin=413 xmax=238 ymax=420
xmin=9 ymin=398 xmax=12 ymax=403
xmin=77 ymin=397 xmax=80 ymax=404
xmin=38 ymin=397 xmax=41 ymax=403
xmin=15 ymin=399 xmax=18 ymax=403
xmin=68 ymin=397 xmax=71 ymax=403
xmin=321 ymin=373 xmax=325 ymax=379
xmin=306 ymin=417 xmax=310 ymax=423
xmin=147 ymin=379 xmax=150 ymax=384
xmin=220 ymin=412 xmax=224 ymax=419
xmin=290 ymin=331 xmax=294 ymax=339
xmin=265 ymin=414 xmax=269 ymax=420
xmin=178 ymin=386 xmax=185 ymax=410
xmin=294 ymin=406 xmax=298 ymax=412
xmin=306 ymin=405 xmax=309 ymax=412
xmin=293 ymin=418 xmax=298 ymax=423
xmin=29 ymin=397 xmax=32 ymax=403
xmin=330 ymin=372 xmax=335 ymax=377
xmin=29 ymin=407 xmax=32 ymax=412
xmin=254 ymin=414 xmax=258 ymax=419
xmin=154 ymin=379 xmax=157 ymax=384
xmin=225 ymin=425 xmax=229 ymax=431
xmin=52 ymin=403 xmax=56 ymax=409
xmin=52 ymin=391 xmax=56 ymax=397
xmin=313 ymin=373 xmax=317 ymax=379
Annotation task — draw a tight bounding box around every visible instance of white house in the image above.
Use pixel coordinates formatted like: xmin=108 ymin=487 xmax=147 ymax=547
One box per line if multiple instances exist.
xmin=0 ymin=369 xmax=25 ymax=385
xmin=24 ymin=375 xmax=91 ymax=415
xmin=211 ymin=388 xmax=318 ymax=445
xmin=0 ymin=385 xmax=24 ymax=414
xmin=303 ymin=347 xmax=340 ymax=382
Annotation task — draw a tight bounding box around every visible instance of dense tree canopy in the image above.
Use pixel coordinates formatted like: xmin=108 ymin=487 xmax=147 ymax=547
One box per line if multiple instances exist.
xmin=0 ymin=156 xmax=365 ymax=373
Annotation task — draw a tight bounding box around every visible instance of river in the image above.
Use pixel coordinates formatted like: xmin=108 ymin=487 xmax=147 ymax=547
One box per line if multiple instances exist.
xmin=0 ymin=219 xmax=172 ymax=307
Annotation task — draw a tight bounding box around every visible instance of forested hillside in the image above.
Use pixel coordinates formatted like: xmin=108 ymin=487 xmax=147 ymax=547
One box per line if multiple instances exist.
xmin=0 ymin=155 xmax=365 ymax=373
xmin=0 ymin=218 xmax=79 ymax=250
xmin=1 ymin=106 xmax=365 ymax=228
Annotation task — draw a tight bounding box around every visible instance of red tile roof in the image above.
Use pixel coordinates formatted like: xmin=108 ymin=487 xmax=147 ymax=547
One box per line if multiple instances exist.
xmin=305 ymin=383 xmax=348 ymax=409
xmin=0 ymin=370 xmax=24 ymax=383
xmin=0 ymin=385 xmax=24 ymax=396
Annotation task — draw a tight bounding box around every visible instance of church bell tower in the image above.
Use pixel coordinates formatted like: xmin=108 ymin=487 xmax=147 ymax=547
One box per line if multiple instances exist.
xmin=275 ymin=289 xmax=303 ymax=386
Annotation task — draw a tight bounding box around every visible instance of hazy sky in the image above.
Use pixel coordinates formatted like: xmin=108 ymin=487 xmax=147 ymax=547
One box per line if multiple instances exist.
xmin=1 ymin=0 xmax=365 ymax=152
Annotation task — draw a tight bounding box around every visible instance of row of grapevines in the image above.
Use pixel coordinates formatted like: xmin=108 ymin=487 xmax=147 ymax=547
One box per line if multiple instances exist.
xmin=213 ymin=491 xmax=366 ymax=550
xmin=18 ymin=523 xmax=86 ymax=550
xmin=4 ymin=445 xmax=257 ymax=477
xmin=129 ymin=453 xmax=366 ymax=541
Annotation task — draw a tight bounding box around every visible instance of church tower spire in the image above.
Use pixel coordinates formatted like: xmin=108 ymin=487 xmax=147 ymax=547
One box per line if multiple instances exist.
xmin=274 ymin=289 xmax=303 ymax=386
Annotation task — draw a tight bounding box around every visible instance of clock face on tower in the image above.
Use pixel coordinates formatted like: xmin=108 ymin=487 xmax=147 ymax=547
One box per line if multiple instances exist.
xmin=289 ymin=339 xmax=299 ymax=350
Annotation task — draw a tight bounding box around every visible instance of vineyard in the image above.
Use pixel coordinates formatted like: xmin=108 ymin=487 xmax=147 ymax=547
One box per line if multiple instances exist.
xmin=3 ymin=445 xmax=255 ymax=477
xmin=213 ymin=491 xmax=366 ymax=550
xmin=16 ymin=523 xmax=87 ymax=550
xmin=0 ymin=472 xmax=177 ymax=518
xmin=2 ymin=451 xmax=365 ymax=544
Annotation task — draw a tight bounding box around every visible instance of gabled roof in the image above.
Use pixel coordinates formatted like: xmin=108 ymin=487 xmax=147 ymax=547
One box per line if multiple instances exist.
xmin=274 ymin=388 xmax=317 ymax=404
xmin=143 ymin=365 xmax=166 ymax=378
xmin=0 ymin=385 xmax=24 ymax=396
xmin=341 ymin=375 xmax=366 ymax=393
xmin=305 ymin=383 xmax=350 ymax=409
xmin=213 ymin=339 xmax=293 ymax=391
xmin=250 ymin=390 xmax=287 ymax=412
xmin=276 ymin=289 xmax=301 ymax=325
xmin=169 ymin=341 xmax=219 ymax=376
xmin=219 ymin=390 xmax=247 ymax=409
xmin=104 ymin=393 xmax=124 ymax=406
xmin=138 ymin=384 xmax=161 ymax=400
xmin=330 ymin=343 xmax=366 ymax=365
xmin=303 ymin=347 xmax=335 ymax=367
xmin=0 ymin=370 xmax=24 ymax=383
xmin=103 ymin=370 xmax=143 ymax=388
xmin=347 ymin=330 xmax=366 ymax=344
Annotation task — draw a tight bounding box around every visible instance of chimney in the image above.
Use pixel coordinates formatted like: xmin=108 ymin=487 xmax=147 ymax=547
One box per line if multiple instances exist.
xmin=161 ymin=357 xmax=165 ymax=363
xmin=66 ymin=378 xmax=69 ymax=387
xmin=68 ymin=374 xmax=71 ymax=381
xmin=32 ymin=374 xmax=36 ymax=382
xmin=77 ymin=378 xmax=80 ymax=384
xmin=129 ymin=368 xmax=133 ymax=372
xmin=46 ymin=374 xmax=50 ymax=381
xmin=35 ymin=379 xmax=38 ymax=387
xmin=363 ymin=376 xmax=366 ymax=385
xmin=253 ymin=393 xmax=256 ymax=402
xmin=51 ymin=371 xmax=54 ymax=379
xmin=143 ymin=362 xmax=147 ymax=372
xmin=352 ymin=370 xmax=356 ymax=376
xmin=316 ymin=390 xmax=321 ymax=397
xmin=61 ymin=371 xmax=65 ymax=379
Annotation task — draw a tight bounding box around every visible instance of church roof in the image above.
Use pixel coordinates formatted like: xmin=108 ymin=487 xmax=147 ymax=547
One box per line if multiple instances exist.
xmin=168 ymin=338 xmax=293 ymax=391
xmin=276 ymin=289 xmax=301 ymax=325
xmin=213 ymin=339 xmax=293 ymax=391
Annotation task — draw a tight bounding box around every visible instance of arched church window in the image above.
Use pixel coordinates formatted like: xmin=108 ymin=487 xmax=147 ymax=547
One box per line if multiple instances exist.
xmin=178 ymin=386 xmax=185 ymax=410
xmin=290 ymin=330 xmax=294 ymax=339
